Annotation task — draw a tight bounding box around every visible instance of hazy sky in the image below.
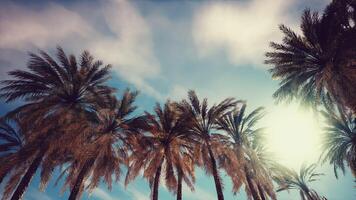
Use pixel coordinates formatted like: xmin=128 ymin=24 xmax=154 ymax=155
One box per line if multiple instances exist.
xmin=0 ymin=0 xmax=354 ymax=200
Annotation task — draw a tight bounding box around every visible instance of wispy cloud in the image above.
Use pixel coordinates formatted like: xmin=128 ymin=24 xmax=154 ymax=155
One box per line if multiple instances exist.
xmin=92 ymin=187 xmax=117 ymax=200
xmin=0 ymin=0 xmax=162 ymax=99
xmin=26 ymin=189 xmax=52 ymax=200
xmin=192 ymin=0 xmax=296 ymax=67
xmin=116 ymin=181 xmax=149 ymax=200
xmin=0 ymin=3 xmax=93 ymax=49
xmin=90 ymin=0 xmax=162 ymax=99
xmin=182 ymin=184 xmax=215 ymax=200
xmin=166 ymin=84 xmax=188 ymax=101
xmin=126 ymin=186 xmax=149 ymax=200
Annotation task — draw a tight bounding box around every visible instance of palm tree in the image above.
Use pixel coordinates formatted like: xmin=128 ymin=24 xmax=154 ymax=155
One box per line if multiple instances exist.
xmin=245 ymin=143 xmax=277 ymax=200
xmin=217 ymin=103 xmax=276 ymax=200
xmin=265 ymin=0 xmax=356 ymax=112
xmin=176 ymin=90 xmax=237 ymax=200
xmin=1 ymin=114 xmax=83 ymax=200
xmin=125 ymin=101 xmax=195 ymax=200
xmin=62 ymin=90 xmax=144 ymax=200
xmin=0 ymin=116 xmax=24 ymax=158
xmin=0 ymin=116 xmax=24 ymax=184
xmin=0 ymin=47 xmax=114 ymax=200
xmin=320 ymin=103 xmax=356 ymax=178
xmin=176 ymin=152 xmax=195 ymax=200
xmin=273 ymin=164 xmax=327 ymax=200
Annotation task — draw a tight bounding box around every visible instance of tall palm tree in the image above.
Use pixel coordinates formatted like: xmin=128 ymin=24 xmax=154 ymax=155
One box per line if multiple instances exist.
xmin=0 ymin=47 xmax=114 ymax=200
xmin=217 ymin=103 xmax=276 ymax=200
xmin=57 ymin=90 xmax=144 ymax=200
xmin=176 ymin=90 xmax=237 ymax=200
xmin=125 ymin=101 xmax=195 ymax=200
xmin=273 ymin=164 xmax=327 ymax=200
xmin=265 ymin=0 xmax=356 ymax=112
xmin=320 ymin=103 xmax=356 ymax=178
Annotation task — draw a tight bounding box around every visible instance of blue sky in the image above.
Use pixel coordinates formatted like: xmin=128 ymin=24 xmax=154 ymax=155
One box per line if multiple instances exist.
xmin=0 ymin=0 xmax=355 ymax=199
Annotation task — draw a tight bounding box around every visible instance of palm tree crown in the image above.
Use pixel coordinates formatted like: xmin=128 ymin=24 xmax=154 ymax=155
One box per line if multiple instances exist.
xmin=274 ymin=164 xmax=327 ymax=200
xmin=60 ymin=90 xmax=143 ymax=200
xmin=0 ymin=116 xmax=24 ymax=157
xmin=176 ymin=90 xmax=237 ymax=200
xmin=321 ymin=104 xmax=356 ymax=178
xmin=126 ymin=101 xmax=195 ymax=200
xmin=265 ymin=0 xmax=356 ymax=111
xmin=0 ymin=47 xmax=115 ymax=200
xmin=217 ymin=102 xmax=276 ymax=200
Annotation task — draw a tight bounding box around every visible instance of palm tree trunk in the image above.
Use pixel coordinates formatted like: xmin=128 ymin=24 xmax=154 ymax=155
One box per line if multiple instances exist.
xmin=300 ymin=191 xmax=307 ymax=200
xmin=244 ymin=166 xmax=260 ymax=200
xmin=68 ymin=158 xmax=95 ymax=200
xmin=176 ymin=168 xmax=183 ymax=200
xmin=207 ymin=144 xmax=224 ymax=200
xmin=302 ymin=189 xmax=314 ymax=200
xmin=257 ymin=184 xmax=266 ymax=200
xmin=306 ymin=192 xmax=315 ymax=200
xmin=10 ymin=148 xmax=46 ymax=200
xmin=152 ymin=161 xmax=163 ymax=200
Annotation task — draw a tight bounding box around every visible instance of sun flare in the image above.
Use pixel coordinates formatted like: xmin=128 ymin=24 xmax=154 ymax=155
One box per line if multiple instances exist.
xmin=265 ymin=103 xmax=324 ymax=169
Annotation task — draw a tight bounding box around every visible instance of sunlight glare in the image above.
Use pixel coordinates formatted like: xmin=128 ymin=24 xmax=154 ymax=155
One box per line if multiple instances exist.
xmin=265 ymin=103 xmax=323 ymax=169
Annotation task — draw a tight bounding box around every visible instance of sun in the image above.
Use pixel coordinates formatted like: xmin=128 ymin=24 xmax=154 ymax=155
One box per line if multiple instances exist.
xmin=264 ymin=103 xmax=324 ymax=169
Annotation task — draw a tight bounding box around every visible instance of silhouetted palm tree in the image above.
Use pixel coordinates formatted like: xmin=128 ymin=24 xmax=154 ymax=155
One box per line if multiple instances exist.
xmin=176 ymin=90 xmax=237 ymax=200
xmin=217 ymin=103 xmax=276 ymax=200
xmin=274 ymin=164 xmax=327 ymax=200
xmin=265 ymin=0 xmax=356 ymax=112
xmin=126 ymin=101 xmax=195 ymax=200
xmin=0 ymin=117 xmax=24 ymax=158
xmin=321 ymin=103 xmax=356 ymax=178
xmin=0 ymin=116 xmax=24 ymax=184
xmin=0 ymin=47 xmax=114 ymax=200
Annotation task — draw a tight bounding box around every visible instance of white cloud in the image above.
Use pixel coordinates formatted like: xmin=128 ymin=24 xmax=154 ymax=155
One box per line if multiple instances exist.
xmin=182 ymin=184 xmax=215 ymax=200
xmin=26 ymin=189 xmax=52 ymax=200
xmin=118 ymin=182 xmax=149 ymax=200
xmin=192 ymin=0 xmax=296 ymax=66
xmin=0 ymin=0 xmax=162 ymax=99
xmin=0 ymin=3 xmax=93 ymax=49
xmin=166 ymin=84 xmax=188 ymax=101
xmin=91 ymin=0 xmax=162 ymax=99
xmin=92 ymin=187 xmax=117 ymax=200
xmin=126 ymin=187 xmax=149 ymax=200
